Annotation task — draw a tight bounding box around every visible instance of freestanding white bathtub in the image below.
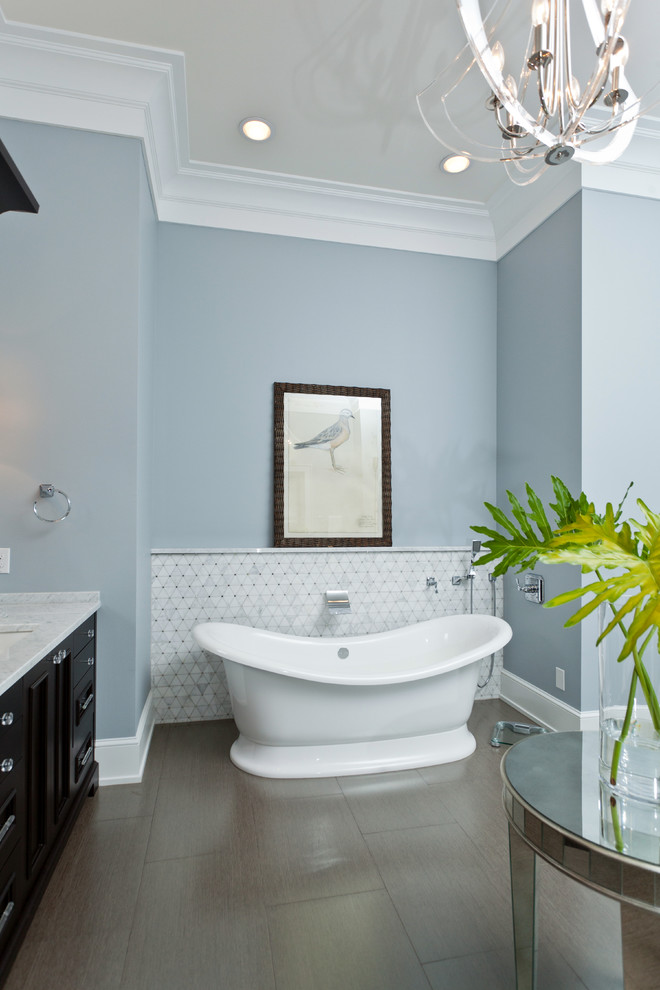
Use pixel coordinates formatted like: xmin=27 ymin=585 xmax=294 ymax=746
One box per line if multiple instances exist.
xmin=193 ymin=614 xmax=512 ymax=778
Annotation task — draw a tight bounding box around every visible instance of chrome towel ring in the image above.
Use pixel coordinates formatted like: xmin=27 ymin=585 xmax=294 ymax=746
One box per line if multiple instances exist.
xmin=33 ymin=484 xmax=71 ymax=523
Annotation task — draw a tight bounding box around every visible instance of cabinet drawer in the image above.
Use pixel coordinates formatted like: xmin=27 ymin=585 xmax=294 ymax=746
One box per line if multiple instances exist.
xmin=73 ymin=674 xmax=95 ymax=728
xmin=74 ymin=731 xmax=94 ymax=785
xmin=72 ymin=644 xmax=95 ymax=688
xmin=73 ymin=695 xmax=94 ymax=754
xmin=72 ymin=618 xmax=96 ymax=659
xmin=0 ymin=684 xmax=22 ymax=743
xmin=0 ymin=719 xmax=23 ymax=789
xmin=0 ymin=840 xmax=25 ymax=954
xmin=0 ymin=778 xmax=24 ymax=871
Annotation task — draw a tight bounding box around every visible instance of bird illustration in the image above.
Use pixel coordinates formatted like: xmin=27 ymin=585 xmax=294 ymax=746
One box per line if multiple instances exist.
xmin=293 ymin=408 xmax=355 ymax=472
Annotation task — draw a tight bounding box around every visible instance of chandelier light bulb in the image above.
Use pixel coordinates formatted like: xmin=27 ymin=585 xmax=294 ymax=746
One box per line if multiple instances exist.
xmin=491 ymin=41 xmax=505 ymax=74
xmin=532 ymin=0 xmax=550 ymax=27
xmin=505 ymin=74 xmax=519 ymax=99
xmin=569 ymin=75 xmax=581 ymax=101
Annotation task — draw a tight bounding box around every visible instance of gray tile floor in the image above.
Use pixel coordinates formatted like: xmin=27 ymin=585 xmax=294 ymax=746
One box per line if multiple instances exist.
xmin=4 ymin=699 xmax=624 ymax=989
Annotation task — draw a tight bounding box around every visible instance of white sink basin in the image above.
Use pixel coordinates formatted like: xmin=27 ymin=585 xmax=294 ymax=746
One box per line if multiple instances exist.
xmin=0 ymin=627 xmax=34 ymax=655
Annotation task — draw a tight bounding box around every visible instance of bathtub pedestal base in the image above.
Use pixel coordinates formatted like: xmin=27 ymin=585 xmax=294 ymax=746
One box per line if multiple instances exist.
xmin=229 ymin=725 xmax=476 ymax=778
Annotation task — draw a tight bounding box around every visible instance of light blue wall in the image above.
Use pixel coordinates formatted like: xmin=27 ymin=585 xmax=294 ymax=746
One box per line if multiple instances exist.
xmin=0 ymin=120 xmax=155 ymax=738
xmin=135 ymin=157 xmax=157 ymax=726
xmin=152 ymin=225 xmax=498 ymax=548
xmin=497 ymin=196 xmax=583 ymax=709
xmin=580 ymin=189 xmax=660 ymax=709
xmin=11 ymin=118 xmax=655 ymax=735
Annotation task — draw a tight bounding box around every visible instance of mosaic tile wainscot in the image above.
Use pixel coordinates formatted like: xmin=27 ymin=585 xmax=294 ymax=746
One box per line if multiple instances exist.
xmin=151 ymin=547 xmax=505 ymax=724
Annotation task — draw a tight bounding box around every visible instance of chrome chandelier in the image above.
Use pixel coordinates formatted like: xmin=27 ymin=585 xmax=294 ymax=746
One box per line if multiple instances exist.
xmin=417 ymin=0 xmax=656 ymax=185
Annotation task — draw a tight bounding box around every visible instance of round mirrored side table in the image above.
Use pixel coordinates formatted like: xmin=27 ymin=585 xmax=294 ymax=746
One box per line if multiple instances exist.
xmin=502 ymin=730 xmax=660 ymax=990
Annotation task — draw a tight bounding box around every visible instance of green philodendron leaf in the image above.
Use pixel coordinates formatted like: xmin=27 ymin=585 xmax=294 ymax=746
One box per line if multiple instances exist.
xmin=620 ymin=597 xmax=660 ymax=661
xmin=597 ymin=592 xmax=647 ymax=643
xmin=506 ymin=490 xmax=537 ymax=540
xmin=472 ymin=477 xmax=660 ymax=667
xmin=633 ymin=500 xmax=660 ymax=583
xmin=525 ymin=484 xmax=554 ymax=541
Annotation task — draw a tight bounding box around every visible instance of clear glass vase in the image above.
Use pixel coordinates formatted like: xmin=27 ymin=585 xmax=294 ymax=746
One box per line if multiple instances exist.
xmin=598 ymin=604 xmax=660 ymax=803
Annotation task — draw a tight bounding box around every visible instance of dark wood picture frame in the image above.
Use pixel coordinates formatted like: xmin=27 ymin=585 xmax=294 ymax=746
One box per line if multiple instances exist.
xmin=274 ymin=382 xmax=392 ymax=547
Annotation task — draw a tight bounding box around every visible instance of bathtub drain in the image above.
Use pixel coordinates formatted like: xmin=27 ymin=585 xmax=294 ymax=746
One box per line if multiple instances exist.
xmin=337 ymin=648 xmax=349 ymax=659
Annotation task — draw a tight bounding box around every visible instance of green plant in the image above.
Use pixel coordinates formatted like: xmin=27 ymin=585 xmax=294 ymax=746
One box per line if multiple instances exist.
xmin=472 ymin=476 xmax=660 ymax=789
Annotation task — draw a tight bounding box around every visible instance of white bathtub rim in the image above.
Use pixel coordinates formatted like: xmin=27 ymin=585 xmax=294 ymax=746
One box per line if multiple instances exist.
xmin=229 ymin=725 xmax=477 ymax=778
xmin=193 ymin=614 xmax=512 ymax=686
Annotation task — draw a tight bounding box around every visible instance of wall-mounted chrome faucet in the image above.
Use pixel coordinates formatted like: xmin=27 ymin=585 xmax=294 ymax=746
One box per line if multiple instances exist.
xmin=326 ymin=590 xmax=351 ymax=614
xmin=516 ymin=573 xmax=544 ymax=604
xmin=426 ymin=577 xmax=438 ymax=594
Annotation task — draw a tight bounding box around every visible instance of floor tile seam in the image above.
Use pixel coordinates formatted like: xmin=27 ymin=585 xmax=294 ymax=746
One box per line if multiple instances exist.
xmin=263 ymin=882 xmax=389 ymax=912
xmin=156 ymin=765 xmax=237 ymax=782
xmin=259 ymin=903 xmax=280 ymax=990
xmin=360 ymin=818 xmax=471 ymax=840
xmin=355 ymin=812 xmax=462 ymax=836
xmin=363 ymin=820 xmax=516 ymax=932
xmin=142 ymin=848 xmax=243 ymax=867
xmin=335 ymin=767 xmax=428 ymax=796
xmin=246 ymin=790 xmax=273 ymax=895
xmin=141 ymin=846 xmax=265 ymax=880
xmin=248 ymin=780 xmax=357 ymax=803
xmin=117 ymin=859 xmax=155 ymax=990
xmin=352 ymin=876 xmax=438 ymax=983
xmin=421 ymin=942 xmax=515 ymax=970
xmin=90 ymin=811 xmax=157 ymax=826
xmin=334 ymin=783 xmax=409 ymax=889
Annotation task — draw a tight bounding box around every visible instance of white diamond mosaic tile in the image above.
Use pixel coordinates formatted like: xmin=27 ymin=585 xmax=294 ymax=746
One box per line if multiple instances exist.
xmin=151 ymin=548 xmax=505 ymax=724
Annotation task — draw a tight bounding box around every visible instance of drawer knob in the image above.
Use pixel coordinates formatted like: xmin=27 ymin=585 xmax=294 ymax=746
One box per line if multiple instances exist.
xmin=87 ymin=657 xmax=94 ymax=667
xmin=0 ymin=713 xmax=13 ymax=727
xmin=0 ymin=759 xmax=13 ymax=774
xmin=53 ymin=648 xmax=66 ymax=664
xmin=87 ymin=629 xmax=95 ymax=639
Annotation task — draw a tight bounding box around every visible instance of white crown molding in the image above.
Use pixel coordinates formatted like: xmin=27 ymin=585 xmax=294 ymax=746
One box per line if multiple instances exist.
xmin=581 ymin=117 xmax=660 ymax=201
xmin=489 ymin=114 xmax=660 ymax=258
xmin=1 ymin=10 xmax=659 ymax=260
xmin=0 ymin=10 xmax=496 ymax=260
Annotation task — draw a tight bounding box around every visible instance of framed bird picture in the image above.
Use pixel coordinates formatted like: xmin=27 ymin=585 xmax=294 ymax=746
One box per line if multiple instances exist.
xmin=273 ymin=382 xmax=392 ymax=547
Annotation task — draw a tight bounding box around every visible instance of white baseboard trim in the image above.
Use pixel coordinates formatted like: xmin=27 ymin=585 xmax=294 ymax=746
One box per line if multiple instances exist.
xmin=96 ymin=690 xmax=155 ymax=786
xmin=500 ymin=670 xmax=598 ymax=733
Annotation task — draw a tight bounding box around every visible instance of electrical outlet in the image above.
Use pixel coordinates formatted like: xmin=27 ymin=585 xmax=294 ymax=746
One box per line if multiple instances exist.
xmin=555 ymin=666 xmax=565 ymax=691
xmin=0 ymin=549 xmax=9 ymax=574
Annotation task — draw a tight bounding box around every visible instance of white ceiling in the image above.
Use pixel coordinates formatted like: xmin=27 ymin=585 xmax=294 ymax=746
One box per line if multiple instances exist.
xmin=1 ymin=1 xmax=659 ymax=258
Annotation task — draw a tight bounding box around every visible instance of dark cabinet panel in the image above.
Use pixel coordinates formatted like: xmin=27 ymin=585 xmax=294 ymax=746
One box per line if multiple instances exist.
xmin=24 ymin=658 xmax=51 ymax=883
xmin=0 ymin=612 xmax=98 ymax=987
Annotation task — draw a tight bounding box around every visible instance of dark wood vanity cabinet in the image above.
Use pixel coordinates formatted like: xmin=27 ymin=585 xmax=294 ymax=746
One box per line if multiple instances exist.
xmin=0 ymin=680 xmax=26 ymax=960
xmin=0 ymin=614 xmax=98 ymax=983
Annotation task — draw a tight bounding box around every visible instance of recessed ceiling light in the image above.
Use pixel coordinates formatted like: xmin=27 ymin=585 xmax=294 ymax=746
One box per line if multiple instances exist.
xmin=440 ymin=154 xmax=471 ymax=174
xmin=240 ymin=118 xmax=273 ymax=142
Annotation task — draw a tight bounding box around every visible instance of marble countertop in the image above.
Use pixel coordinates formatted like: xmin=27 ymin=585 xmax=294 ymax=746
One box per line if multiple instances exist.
xmin=0 ymin=592 xmax=100 ymax=695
